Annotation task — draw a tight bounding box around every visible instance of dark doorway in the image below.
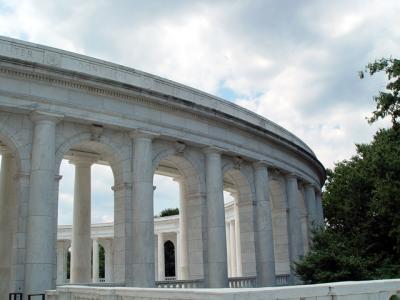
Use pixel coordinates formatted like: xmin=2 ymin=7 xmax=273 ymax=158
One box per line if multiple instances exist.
xmin=164 ymin=240 xmax=176 ymax=277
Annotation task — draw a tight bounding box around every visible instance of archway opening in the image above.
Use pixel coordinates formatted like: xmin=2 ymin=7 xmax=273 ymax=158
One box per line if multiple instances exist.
xmin=164 ymin=240 xmax=176 ymax=278
xmin=56 ymin=139 xmax=123 ymax=285
xmin=152 ymin=147 xmax=203 ymax=282
xmin=223 ymin=167 xmax=255 ymax=278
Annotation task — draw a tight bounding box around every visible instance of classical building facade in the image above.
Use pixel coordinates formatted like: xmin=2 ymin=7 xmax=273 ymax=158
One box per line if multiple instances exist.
xmin=0 ymin=36 xmax=325 ymax=298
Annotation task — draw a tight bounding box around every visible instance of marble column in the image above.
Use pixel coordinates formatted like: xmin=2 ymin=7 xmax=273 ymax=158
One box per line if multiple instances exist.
xmin=101 ymin=239 xmax=114 ymax=282
xmin=176 ymin=177 xmax=189 ymax=280
xmin=56 ymin=241 xmax=70 ymax=285
xmin=229 ymin=220 xmax=237 ymax=277
xmin=131 ymin=130 xmax=156 ymax=287
xmin=204 ymin=147 xmax=228 ymax=288
xmin=92 ymin=239 xmax=99 ymax=283
xmin=157 ymin=232 xmax=165 ymax=281
xmin=304 ymin=183 xmax=317 ymax=232
xmin=254 ymin=162 xmax=276 ymax=286
xmin=69 ymin=153 xmax=97 ymax=283
xmin=0 ymin=150 xmax=14 ymax=295
xmin=285 ymin=173 xmax=304 ymax=282
xmin=226 ymin=223 xmax=231 ymax=277
xmin=25 ymin=112 xmax=61 ymax=295
xmin=232 ymin=193 xmax=243 ymax=276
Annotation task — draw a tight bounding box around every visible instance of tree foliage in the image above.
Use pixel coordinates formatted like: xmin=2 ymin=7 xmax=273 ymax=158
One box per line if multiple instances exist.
xmin=159 ymin=207 xmax=179 ymax=217
xmin=295 ymin=58 xmax=400 ymax=283
xmin=360 ymin=58 xmax=400 ymax=127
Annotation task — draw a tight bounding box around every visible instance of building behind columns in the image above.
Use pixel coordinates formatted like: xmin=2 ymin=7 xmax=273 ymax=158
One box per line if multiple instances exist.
xmin=0 ymin=36 xmax=325 ymax=298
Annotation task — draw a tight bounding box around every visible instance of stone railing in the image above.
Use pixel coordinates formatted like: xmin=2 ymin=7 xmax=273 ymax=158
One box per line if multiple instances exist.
xmin=276 ymin=274 xmax=291 ymax=286
xmin=164 ymin=276 xmax=176 ymax=281
xmin=156 ymin=279 xmax=204 ymax=288
xmin=228 ymin=276 xmax=256 ymax=288
xmin=47 ymin=279 xmax=400 ymax=300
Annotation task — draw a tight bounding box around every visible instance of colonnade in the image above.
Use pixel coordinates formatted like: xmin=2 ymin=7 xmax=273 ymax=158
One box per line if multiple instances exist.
xmin=0 ymin=113 xmax=324 ymax=295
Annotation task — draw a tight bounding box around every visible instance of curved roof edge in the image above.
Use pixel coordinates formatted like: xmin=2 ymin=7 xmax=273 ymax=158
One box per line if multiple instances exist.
xmin=0 ymin=35 xmax=321 ymax=162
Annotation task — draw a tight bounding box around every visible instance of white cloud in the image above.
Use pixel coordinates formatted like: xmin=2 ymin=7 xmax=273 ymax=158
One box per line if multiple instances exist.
xmin=1 ymin=0 xmax=399 ymax=224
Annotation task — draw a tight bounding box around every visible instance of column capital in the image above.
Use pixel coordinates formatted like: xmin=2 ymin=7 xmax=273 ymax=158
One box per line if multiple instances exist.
xmin=253 ymin=160 xmax=274 ymax=170
xmin=302 ymin=181 xmax=319 ymax=191
xmin=203 ymin=146 xmax=225 ymax=155
xmin=30 ymin=111 xmax=63 ymax=124
xmin=285 ymin=172 xmax=298 ymax=180
xmin=14 ymin=172 xmax=30 ymax=181
xmin=129 ymin=129 xmax=159 ymax=140
xmin=111 ymin=182 xmax=132 ymax=191
xmin=186 ymin=192 xmax=206 ymax=199
xmin=69 ymin=150 xmax=99 ymax=166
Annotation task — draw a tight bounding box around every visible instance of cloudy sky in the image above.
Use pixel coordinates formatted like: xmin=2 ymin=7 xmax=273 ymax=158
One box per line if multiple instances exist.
xmin=0 ymin=0 xmax=398 ymax=224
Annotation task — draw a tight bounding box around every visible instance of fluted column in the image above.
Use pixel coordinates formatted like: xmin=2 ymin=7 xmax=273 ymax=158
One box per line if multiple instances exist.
xmin=157 ymin=232 xmax=165 ymax=280
xmin=232 ymin=192 xmax=242 ymax=276
xmin=285 ymin=173 xmax=304 ymax=282
xmin=92 ymin=239 xmax=99 ymax=283
xmin=229 ymin=220 xmax=237 ymax=277
xmin=69 ymin=153 xmax=97 ymax=283
xmin=130 ymin=130 xmax=157 ymax=287
xmin=175 ymin=177 xmax=189 ymax=280
xmin=304 ymin=183 xmax=317 ymax=232
xmin=254 ymin=162 xmax=276 ymax=286
xmin=0 ymin=149 xmax=14 ymax=295
xmin=204 ymin=147 xmax=228 ymax=288
xmin=25 ymin=112 xmax=61 ymax=295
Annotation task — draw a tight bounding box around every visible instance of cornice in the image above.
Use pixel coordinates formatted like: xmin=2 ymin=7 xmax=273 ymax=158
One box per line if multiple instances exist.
xmin=0 ymin=60 xmax=325 ymax=184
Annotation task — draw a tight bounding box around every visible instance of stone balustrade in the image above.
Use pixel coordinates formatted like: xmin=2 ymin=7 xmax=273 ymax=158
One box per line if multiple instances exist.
xmin=156 ymin=279 xmax=204 ymax=288
xmin=228 ymin=276 xmax=256 ymax=288
xmin=47 ymin=279 xmax=400 ymax=300
xmin=276 ymin=274 xmax=291 ymax=286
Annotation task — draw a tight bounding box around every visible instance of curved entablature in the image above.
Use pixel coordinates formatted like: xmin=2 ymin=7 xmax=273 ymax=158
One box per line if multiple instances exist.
xmin=0 ymin=35 xmax=325 ymax=185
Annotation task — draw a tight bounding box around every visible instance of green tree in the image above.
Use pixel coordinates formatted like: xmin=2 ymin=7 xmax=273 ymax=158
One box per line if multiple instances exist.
xmin=99 ymin=244 xmax=105 ymax=279
xmin=295 ymin=58 xmax=400 ymax=283
xmin=360 ymin=58 xmax=400 ymax=127
xmin=159 ymin=207 xmax=179 ymax=217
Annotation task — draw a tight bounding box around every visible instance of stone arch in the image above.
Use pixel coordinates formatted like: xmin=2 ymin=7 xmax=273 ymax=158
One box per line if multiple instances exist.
xmin=269 ymin=176 xmax=290 ymax=275
xmin=222 ymin=162 xmax=256 ymax=277
xmin=152 ymin=144 xmax=205 ymax=194
xmin=0 ymin=115 xmax=32 ymax=295
xmin=0 ymin=124 xmax=30 ymax=175
xmin=55 ymin=131 xmax=129 ymax=185
xmin=152 ymin=142 xmax=205 ymax=280
xmin=54 ymin=126 xmax=131 ymax=283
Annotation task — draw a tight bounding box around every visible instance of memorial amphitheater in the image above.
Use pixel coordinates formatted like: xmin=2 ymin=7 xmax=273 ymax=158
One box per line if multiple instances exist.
xmin=0 ymin=36 xmax=399 ymax=300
